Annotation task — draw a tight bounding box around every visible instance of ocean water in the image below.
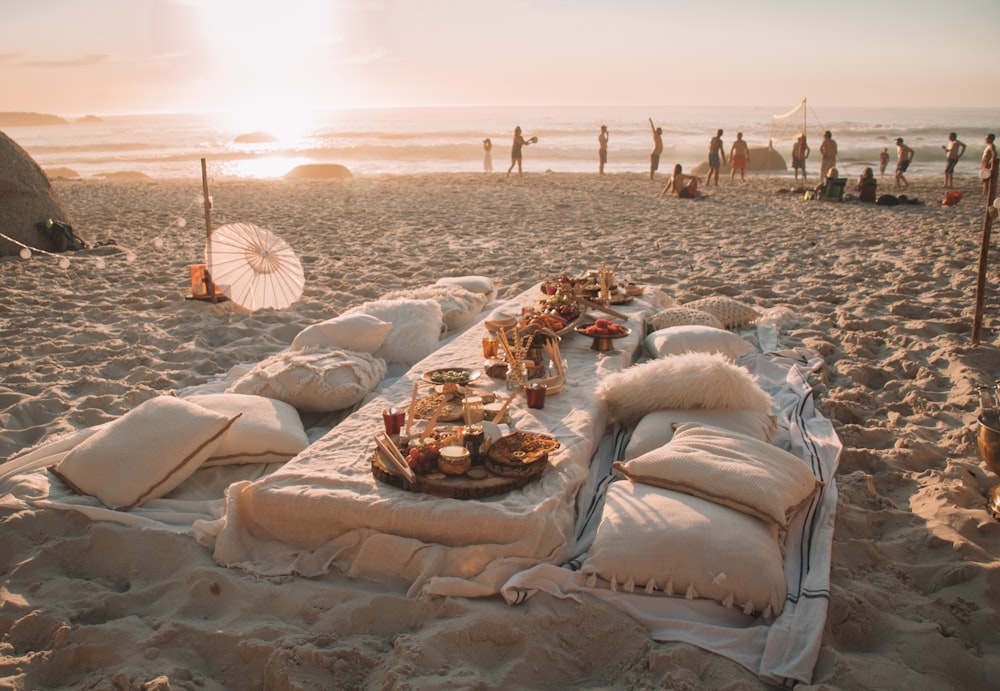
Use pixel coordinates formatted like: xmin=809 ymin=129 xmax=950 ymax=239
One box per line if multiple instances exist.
xmin=7 ymin=104 xmax=999 ymax=180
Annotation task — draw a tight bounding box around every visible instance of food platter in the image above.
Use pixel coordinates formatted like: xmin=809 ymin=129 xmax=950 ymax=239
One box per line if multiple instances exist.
xmin=422 ymin=367 xmax=482 ymax=385
xmin=575 ymin=322 xmax=632 ymax=351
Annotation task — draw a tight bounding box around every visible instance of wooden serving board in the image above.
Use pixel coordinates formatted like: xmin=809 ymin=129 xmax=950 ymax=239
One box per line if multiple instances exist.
xmin=371 ymin=453 xmax=542 ymax=500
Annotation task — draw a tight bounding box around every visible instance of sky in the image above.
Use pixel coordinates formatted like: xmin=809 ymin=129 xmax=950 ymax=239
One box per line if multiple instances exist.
xmin=3 ymin=0 xmax=1000 ymax=119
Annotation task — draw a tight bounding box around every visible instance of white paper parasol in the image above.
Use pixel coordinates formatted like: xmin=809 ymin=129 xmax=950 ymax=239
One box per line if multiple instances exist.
xmin=205 ymin=222 xmax=304 ymax=311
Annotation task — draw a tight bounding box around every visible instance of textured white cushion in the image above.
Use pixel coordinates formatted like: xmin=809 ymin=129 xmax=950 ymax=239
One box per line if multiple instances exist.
xmin=597 ymin=352 xmax=774 ymax=425
xmin=644 ymin=325 xmax=750 ymax=361
xmin=186 ymin=393 xmax=308 ymax=466
xmin=624 ymin=409 xmax=777 ymax=460
xmin=580 ymin=481 xmax=786 ymax=619
xmin=346 ymin=298 xmax=444 ymax=366
xmin=380 ymin=285 xmax=490 ymax=333
xmin=289 ymin=313 xmax=392 ymax=353
xmin=50 ymin=396 xmax=239 ymax=510
xmin=650 ymin=307 xmax=723 ymax=330
xmin=683 ymin=296 xmax=760 ymax=329
xmin=614 ymin=422 xmax=819 ymax=529
xmin=434 ymin=275 xmax=495 ymax=296
xmin=227 ymin=348 xmax=387 ymax=413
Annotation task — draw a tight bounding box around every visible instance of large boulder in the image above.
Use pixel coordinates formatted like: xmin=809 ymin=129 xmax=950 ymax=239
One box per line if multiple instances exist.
xmin=0 ymin=130 xmax=81 ymax=256
xmin=285 ymin=163 xmax=353 ymax=180
xmin=692 ymin=146 xmax=787 ymax=175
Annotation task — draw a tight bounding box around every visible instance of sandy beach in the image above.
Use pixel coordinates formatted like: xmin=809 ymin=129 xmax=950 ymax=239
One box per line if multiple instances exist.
xmin=3 ymin=170 xmax=1000 ymax=689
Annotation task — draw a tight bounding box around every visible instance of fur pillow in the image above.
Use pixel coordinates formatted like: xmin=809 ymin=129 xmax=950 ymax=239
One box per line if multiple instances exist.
xmin=650 ymin=307 xmax=724 ymax=330
xmin=227 ymin=348 xmax=387 ymax=413
xmin=50 ymin=396 xmax=239 ymax=510
xmin=379 ymin=285 xmax=490 ymax=333
xmin=623 ymin=409 xmax=777 ymax=460
xmin=644 ymin=325 xmax=750 ymax=361
xmin=683 ymin=296 xmax=760 ymax=329
xmin=289 ymin=313 xmax=393 ymax=353
xmin=597 ymin=352 xmax=773 ymax=424
xmin=580 ymin=481 xmax=786 ymax=619
xmin=434 ymin=275 xmax=495 ymax=296
xmin=614 ymin=422 xmax=819 ymax=529
xmin=345 ymin=298 xmax=444 ymax=366
xmin=186 ymin=393 xmax=308 ymax=466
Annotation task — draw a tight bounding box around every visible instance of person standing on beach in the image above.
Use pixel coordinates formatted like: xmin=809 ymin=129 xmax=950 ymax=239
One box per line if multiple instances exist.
xmin=792 ymin=134 xmax=810 ymax=182
xmin=649 ymin=118 xmax=663 ymax=180
xmin=729 ymin=133 xmax=749 ymax=181
xmin=506 ymin=126 xmax=534 ymax=178
xmin=707 ymin=129 xmax=726 ymax=186
xmin=879 ymin=147 xmax=890 ymax=178
xmin=895 ymin=137 xmax=914 ymax=190
xmin=483 ymin=138 xmax=493 ymax=173
xmin=819 ymin=131 xmax=838 ymax=184
xmin=982 ymin=133 xmax=997 ymax=195
xmin=598 ymin=125 xmax=609 ymax=175
xmin=942 ymin=131 xmax=966 ymax=188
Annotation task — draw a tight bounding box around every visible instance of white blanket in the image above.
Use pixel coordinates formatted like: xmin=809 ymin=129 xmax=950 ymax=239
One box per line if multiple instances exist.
xmin=501 ymin=349 xmax=840 ymax=686
xmin=209 ymin=288 xmax=655 ymax=596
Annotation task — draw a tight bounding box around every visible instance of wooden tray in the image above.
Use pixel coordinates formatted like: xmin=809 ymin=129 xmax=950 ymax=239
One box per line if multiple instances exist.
xmin=371 ymin=452 xmax=542 ymax=500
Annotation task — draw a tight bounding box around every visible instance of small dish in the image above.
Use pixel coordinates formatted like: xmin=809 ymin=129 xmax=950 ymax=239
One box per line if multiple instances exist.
xmin=423 ymin=368 xmax=482 ymax=385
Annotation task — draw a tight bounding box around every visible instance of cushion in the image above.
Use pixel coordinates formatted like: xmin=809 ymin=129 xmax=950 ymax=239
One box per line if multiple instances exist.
xmin=49 ymin=396 xmax=239 ymax=510
xmin=289 ymin=313 xmax=392 ymax=353
xmin=345 ymin=298 xmax=444 ymax=366
xmin=682 ymin=296 xmax=760 ymax=329
xmin=580 ymin=481 xmax=786 ymax=618
xmin=650 ymin=307 xmax=724 ymax=330
xmin=644 ymin=325 xmax=750 ymax=361
xmin=380 ymin=285 xmax=490 ymax=333
xmin=186 ymin=393 xmax=308 ymax=466
xmin=623 ymin=409 xmax=777 ymax=460
xmin=227 ymin=348 xmax=387 ymax=413
xmin=596 ymin=352 xmax=774 ymax=424
xmin=614 ymin=422 xmax=820 ymax=529
xmin=434 ymin=275 xmax=495 ymax=296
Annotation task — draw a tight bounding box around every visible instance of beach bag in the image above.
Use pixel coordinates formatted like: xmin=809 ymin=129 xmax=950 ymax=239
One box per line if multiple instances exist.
xmin=37 ymin=219 xmax=86 ymax=251
xmin=875 ymin=194 xmax=899 ymax=207
xmin=942 ymin=190 xmax=963 ymax=207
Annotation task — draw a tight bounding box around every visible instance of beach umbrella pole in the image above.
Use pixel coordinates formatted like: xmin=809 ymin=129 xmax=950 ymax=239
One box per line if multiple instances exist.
xmin=200 ymin=158 xmax=218 ymax=303
xmin=972 ymin=163 xmax=999 ymax=345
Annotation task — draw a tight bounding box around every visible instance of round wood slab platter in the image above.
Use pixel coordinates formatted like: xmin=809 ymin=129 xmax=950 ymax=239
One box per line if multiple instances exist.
xmin=371 ymin=452 xmax=542 ymax=500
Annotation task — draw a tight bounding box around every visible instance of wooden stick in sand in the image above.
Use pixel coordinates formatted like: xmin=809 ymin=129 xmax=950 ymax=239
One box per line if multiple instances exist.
xmin=973 ymin=162 xmax=998 ymax=345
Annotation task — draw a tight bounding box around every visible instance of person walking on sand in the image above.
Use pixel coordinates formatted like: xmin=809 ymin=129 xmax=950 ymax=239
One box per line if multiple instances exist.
xmin=483 ymin=138 xmax=493 ymax=173
xmin=598 ymin=125 xmax=609 ymax=175
xmin=792 ymin=134 xmax=810 ymax=182
xmin=649 ymin=118 xmax=663 ymax=180
xmin=707 ymin=129 xmax=726 ymax=186
xmin=982 ymin=133 xmax=997 ymax=195
xmin=659 ymin=163 xmax=703 ymax=199
xmin=729 ymin=132 xmax=749 ymax=181
xmin=819 ymin=131 xmax=838 ymax=184
xmin=895 ymin=137 xmax=914 ymax=190
xmin=506 ymin=126 xmax=535 ymax=178
xmin=879 ymin=147 xmax=890 ymax=178
xmin=942 ymin=131 xmax=966 ymax=188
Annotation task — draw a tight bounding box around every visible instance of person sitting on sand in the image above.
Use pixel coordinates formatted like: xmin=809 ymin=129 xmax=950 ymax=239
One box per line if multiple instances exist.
xmin=659 ymin=164 xmax=703 ymax=199
xmin=813 ymin=167 xmax=845 ymax=200
xmin=856 ymin=167 xmax=878 ymax=203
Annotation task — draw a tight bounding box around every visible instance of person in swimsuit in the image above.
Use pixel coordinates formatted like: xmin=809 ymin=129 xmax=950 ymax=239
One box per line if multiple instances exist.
xmin=982 ymin=133 xmax=996 ymax=195
xmin=598 ymin=125 xmax=609 ymax=175
xmin=659 ymin=164 xmax=703 ymax=199
xmin=707 ymin=129 xmax=725 ymax=186
xmin=729 ymin=132 xmax=749 ymax=181
xmin=649 ymin=118 xmax=663 ymax=180
xmin=895 ymin=137 xmax=914 ymax=190
xmin=942 ymin=131 xmax=966 ymax=188
xmin=819 ymin=131 xmax=837 ymax=184
xmin=792 ymin=135 xmax=810 ymax=182
xmin=506 ymin=126 xmax=533 ymax=178
xmin=483 ymin=138 xmax=493 ymax=173
xmin=879 ymin=147 xmax=890 ymax=177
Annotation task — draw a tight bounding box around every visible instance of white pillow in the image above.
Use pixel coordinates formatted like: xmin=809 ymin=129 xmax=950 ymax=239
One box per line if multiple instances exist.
xmin=614 ymin=422 xmax=820 ymax=529
xmin=186 ymin=393 xmax=308 ymax=466
xmin=650 ymin=307 xmax=723 ymax=330
xmin=380 ymin=285 xmax=490 ymax=333
xmin=346 ymin=298 xmax=444 ymax=366
xmin=644 ymin=325 xmax=750 ymax=361
xmin=580 ymin=481 xmax=786 ymax=619
xmin=289 ymin=313 xmax=392 ymax=353
xmin=227 ymin=348 xmax=387 ymax=413
xmin=435 ymin=275 xmax=495 ymax=296
xmin=50 ymin=396 xmax=239 ymax=510
xmin=683 ymin=296 xmax=760 ymax=329
xmin=596 ymin=352 xmax=774 ymax=425
xmin=624 ymin=409 xmax=777 ymax=460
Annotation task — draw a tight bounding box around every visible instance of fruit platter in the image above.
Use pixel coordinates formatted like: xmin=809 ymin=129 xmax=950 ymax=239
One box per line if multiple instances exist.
xmin=575 ymin=319 xmax=631 ymax=351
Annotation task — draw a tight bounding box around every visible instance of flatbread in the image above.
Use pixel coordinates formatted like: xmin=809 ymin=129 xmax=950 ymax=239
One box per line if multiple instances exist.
xmin=412 ymin=393 xmax=464 ymax=421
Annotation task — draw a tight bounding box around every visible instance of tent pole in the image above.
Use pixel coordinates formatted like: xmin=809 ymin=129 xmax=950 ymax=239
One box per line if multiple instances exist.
xmin=200 ymin=158 xmax=217 ymax=304
xmin=972 ymin=162 xmax=999 ymax=345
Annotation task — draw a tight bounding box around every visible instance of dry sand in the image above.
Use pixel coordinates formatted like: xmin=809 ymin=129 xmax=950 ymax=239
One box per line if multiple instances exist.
xmin=2 ymin=171 xmax=1000 ymax=689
